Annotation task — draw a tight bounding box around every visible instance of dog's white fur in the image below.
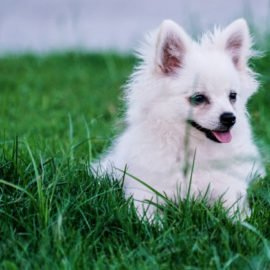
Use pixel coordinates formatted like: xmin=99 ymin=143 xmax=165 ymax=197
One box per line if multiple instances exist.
xmin=93 ymin=19 xmax=265 ymax=218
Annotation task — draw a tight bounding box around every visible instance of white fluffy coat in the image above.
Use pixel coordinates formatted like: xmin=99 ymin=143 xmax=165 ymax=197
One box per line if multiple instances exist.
xmin=93 ymin=19 xmax=265 ymax=218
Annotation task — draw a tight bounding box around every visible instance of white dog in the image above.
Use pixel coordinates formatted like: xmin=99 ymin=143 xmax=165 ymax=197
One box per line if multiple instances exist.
xmin=93 ymin=18 xmax=265 ymax=219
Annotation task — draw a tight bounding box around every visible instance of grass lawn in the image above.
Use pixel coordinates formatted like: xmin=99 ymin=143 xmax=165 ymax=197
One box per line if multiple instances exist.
xmin=0 ymin=51 xmax=269 ymax=269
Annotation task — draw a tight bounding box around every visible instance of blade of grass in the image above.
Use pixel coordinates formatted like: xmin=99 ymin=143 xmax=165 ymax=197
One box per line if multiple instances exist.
xmin=68 ymin=113 xmax=74 ymax=161
xmin=117 ymin=168 xmax=179 ymax=212
xmin=0 ymin=179 xmax=36 ymax=202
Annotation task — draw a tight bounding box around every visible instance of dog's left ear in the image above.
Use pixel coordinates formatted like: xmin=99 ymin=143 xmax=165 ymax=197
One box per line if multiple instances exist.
xmin=220 ymin=18 xmax=251 ymax=70
xmin=155 ymin=20 xmax=192 ymax=75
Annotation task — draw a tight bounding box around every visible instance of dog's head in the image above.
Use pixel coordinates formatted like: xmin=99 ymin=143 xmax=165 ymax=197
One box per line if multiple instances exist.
xmin=128 ymin=19 xmax=258 ymax=144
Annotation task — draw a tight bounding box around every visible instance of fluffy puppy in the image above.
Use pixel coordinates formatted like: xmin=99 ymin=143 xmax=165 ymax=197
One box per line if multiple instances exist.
xmin=93 ymin=18 xmax=265 ymax=219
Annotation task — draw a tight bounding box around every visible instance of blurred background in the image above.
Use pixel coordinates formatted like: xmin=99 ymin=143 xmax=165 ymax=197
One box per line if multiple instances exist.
xmin=1 ymin=0 xmax=270 ymax=54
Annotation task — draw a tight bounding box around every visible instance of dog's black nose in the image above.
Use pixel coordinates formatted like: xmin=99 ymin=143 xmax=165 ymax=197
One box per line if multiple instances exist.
xmin=220 ymin=112 xmax=236 ymax=127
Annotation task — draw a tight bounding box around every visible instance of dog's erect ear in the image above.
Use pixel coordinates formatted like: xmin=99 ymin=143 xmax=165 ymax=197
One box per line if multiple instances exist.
xmin=220 ymin=18 xmax=251 ymax=70
xmin=155 ymin=20 xmax=191 ymax=75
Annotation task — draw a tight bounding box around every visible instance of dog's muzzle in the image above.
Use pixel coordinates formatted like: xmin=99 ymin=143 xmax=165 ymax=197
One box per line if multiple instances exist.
xmin=188 ymin=114 xmax=236 ymax=143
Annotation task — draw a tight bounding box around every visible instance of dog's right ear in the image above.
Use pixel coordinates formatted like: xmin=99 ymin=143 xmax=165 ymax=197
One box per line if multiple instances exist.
xmin=219 ymin=18 xmax=252 ymax=71
xmin=155 ymin=20 xmax=191 ymax=75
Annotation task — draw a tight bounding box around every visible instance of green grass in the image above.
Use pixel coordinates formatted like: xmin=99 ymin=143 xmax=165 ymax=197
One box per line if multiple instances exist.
xmin=0 ymin=51 xmax=269 ymax=269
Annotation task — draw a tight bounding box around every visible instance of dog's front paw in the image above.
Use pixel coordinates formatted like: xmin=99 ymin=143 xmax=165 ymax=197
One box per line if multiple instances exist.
xmin=224 ymin=192 xmax=251 ymax=221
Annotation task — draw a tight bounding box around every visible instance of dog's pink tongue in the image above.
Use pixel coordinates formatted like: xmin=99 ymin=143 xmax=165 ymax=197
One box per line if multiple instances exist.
xmin=212 ymin=131 xmax=232 ymax=143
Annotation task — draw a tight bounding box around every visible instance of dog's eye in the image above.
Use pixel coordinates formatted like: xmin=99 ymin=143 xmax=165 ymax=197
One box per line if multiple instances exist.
xmin=190 ymin=94 xmax=208 ymax=105
xmin=229 ymin=92 xmax=237 ymax=102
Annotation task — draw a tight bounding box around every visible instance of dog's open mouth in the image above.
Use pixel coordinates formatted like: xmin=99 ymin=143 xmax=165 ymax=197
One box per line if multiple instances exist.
xmin=188 ymin=120 xmax=232 ymax=143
